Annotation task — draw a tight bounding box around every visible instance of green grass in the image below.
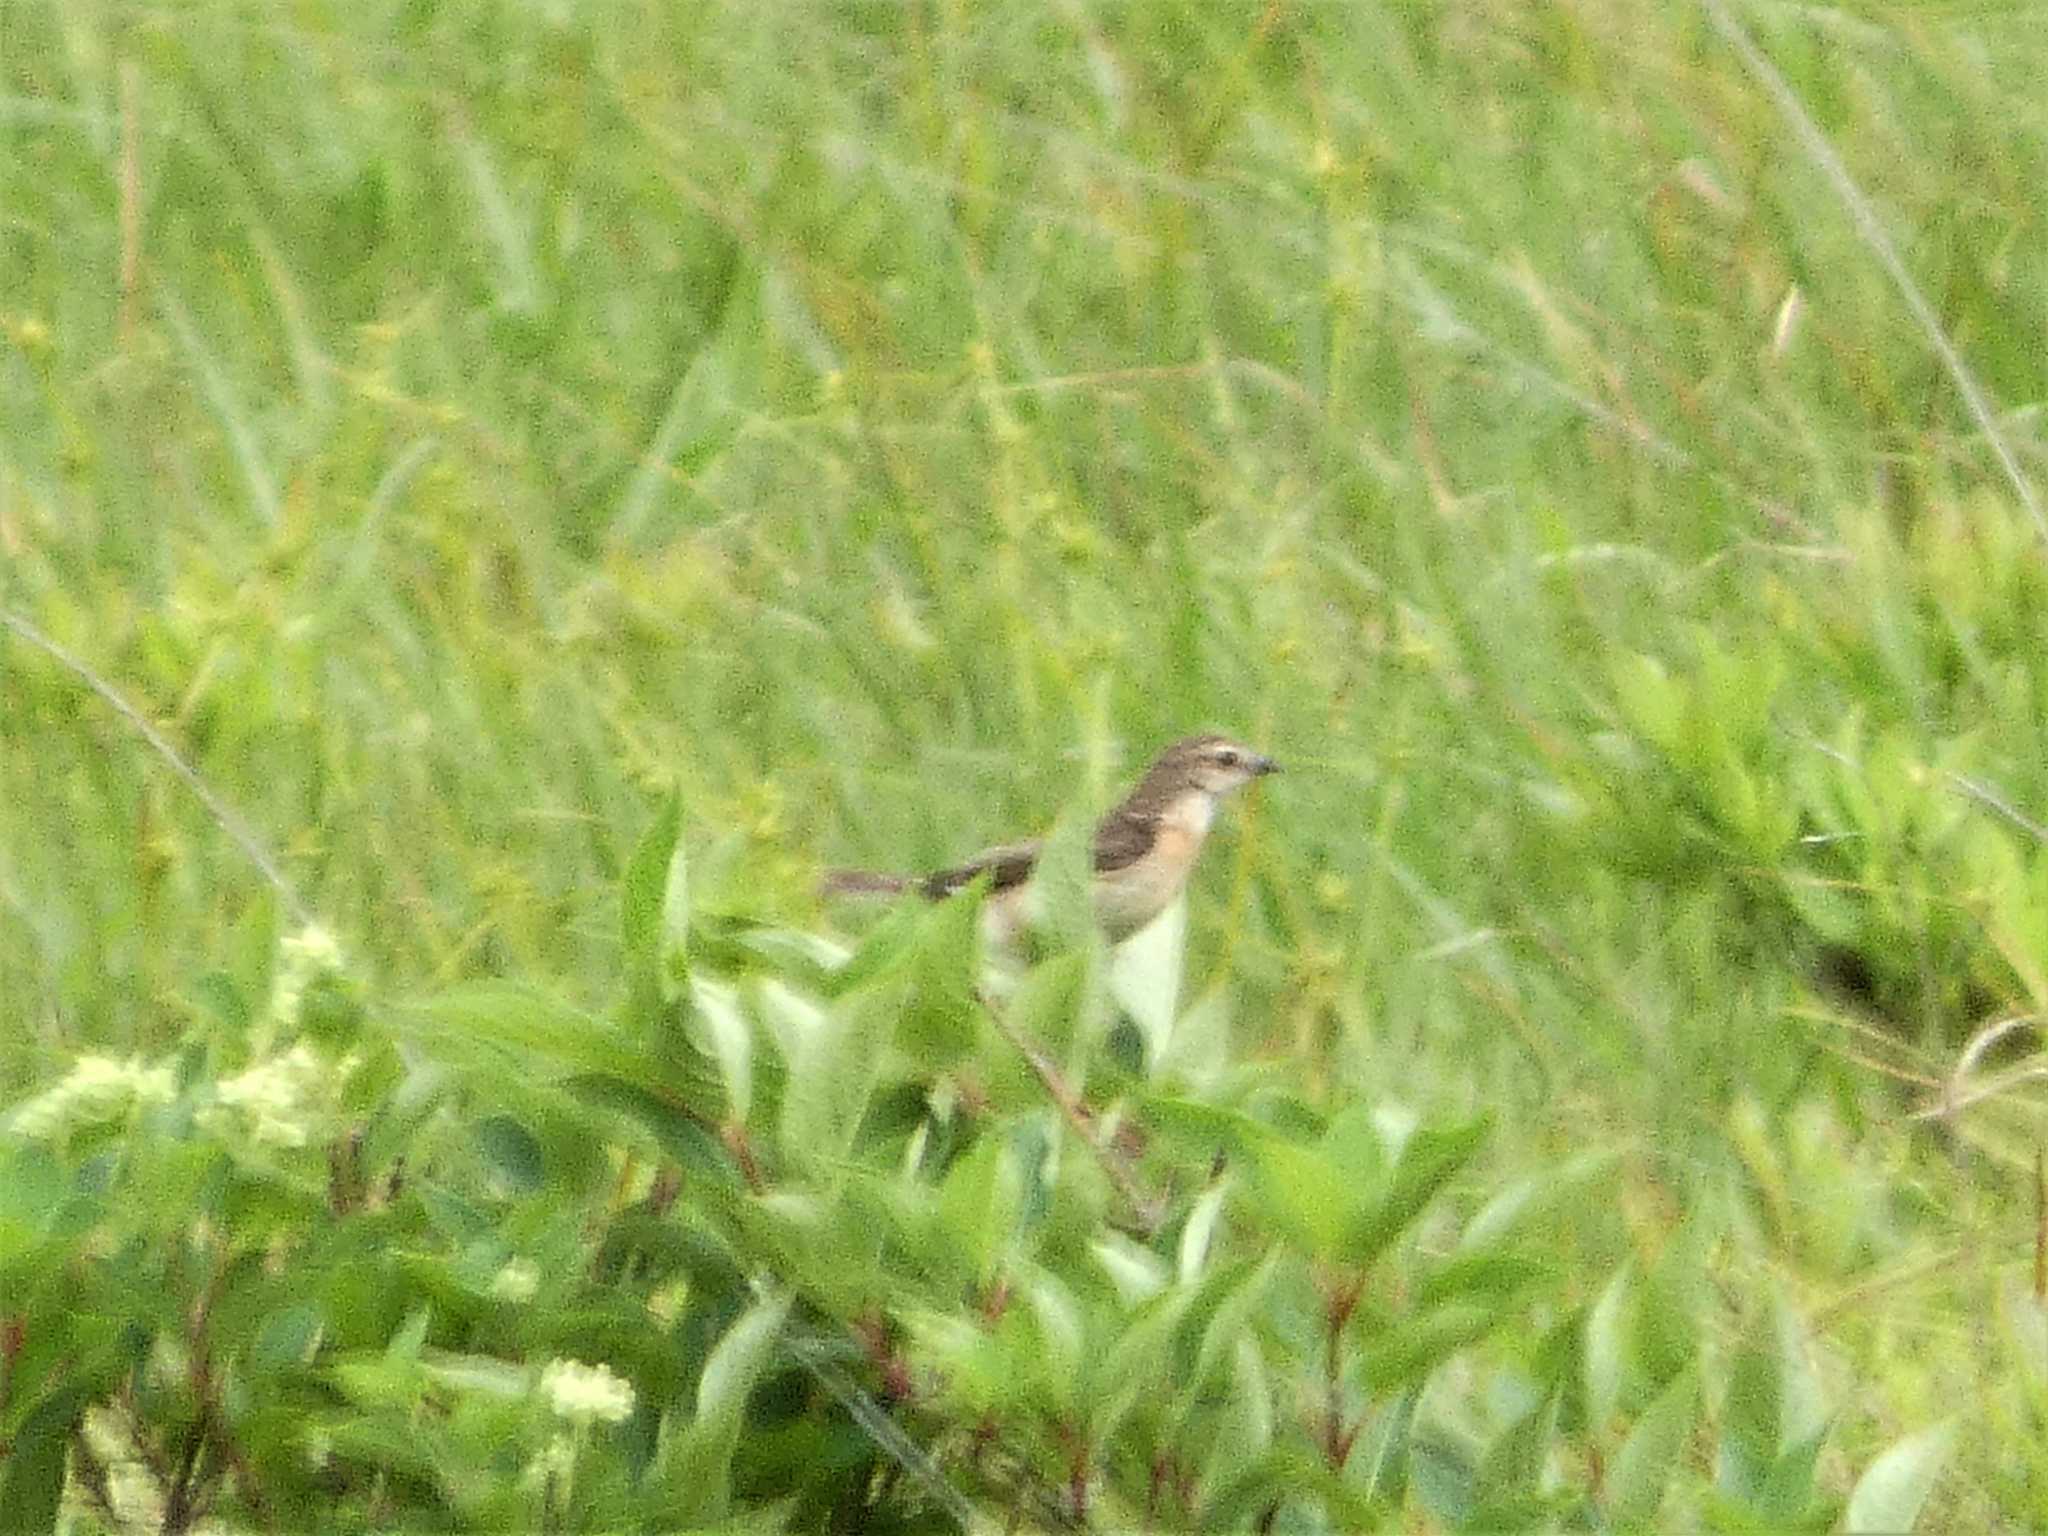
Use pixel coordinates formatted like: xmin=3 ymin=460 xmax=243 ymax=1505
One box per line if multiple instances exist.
xmin=5 ymin=0 xmax=2048 ymax=1526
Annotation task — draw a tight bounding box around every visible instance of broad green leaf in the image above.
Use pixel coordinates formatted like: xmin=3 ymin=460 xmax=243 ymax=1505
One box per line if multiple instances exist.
xmin=1415 ymin=1250 xmax=1547 ymax=1308
xmin=1843 ymin=1421 xmax=1956 ymax=1534
xmin=1344 ymin=1114 xmax=1489 ymax=1267
xmin=402 ymin=981 xmax=710 ymax=1105
xmin=1031 ymin=803 xmax=1097 ymax=955
xmin=1141 ymin=1092 xmax=1265 ymax=1153
xmin=898 ymin=875 xmax=986 ymax=1067
xmin=1771 ymin=1292 xmax=1827 ymax=1454
xmin=936 ymin=1133 xmax=1025 ymax=1284
xmin=1584 ymin=1261 xmax=1634 ymax=1430
xmin=822 ymin=897 xmax=924 ymax=999
xmin=1607 ymin=1363 xmax=1698 ymax=1528
xmin=1350 ymin=1385 xmax=1421 ymax=1506
xmin=1201 ymin=1447 xmax=1379 ymax=1532
xmin=1242 ymin=1129 xmax=1351 ymax=1257
xmin=253 ymin=1301 xmax=327 ymax=1370
xmin=1020 ymin=1269 xmax=1085 ymax=1412
xmin=1189 ymin=1251 xmax=1284 ymax=1390
xmin=1005 ymin=950 xmax=1092 ymax=1074
xmin=0 ymin=1383 xmax=92 ymax=1534
xmin=658 ymin=1291 xmax=792 ymax=1525
xmin=1612 ymin=652 xmax=1685 ymax=754
xmin=475 ymin=1114 xmax=544 ymax=1194
xmin=1477 ymin=1388 xmax=1558 ymax=1504
xmin=1637 ymin=1215 xmax=1710 ymax=1389
xmin=780 ymin=976 xmax=901 ymax=1170
xmin=1717 ymin=1343 xmax=1782 ymax=1501
xmin=1178 ymin=1179 xmax=1231 ymax=1283
xmin=1357 ymin=1303 xmax=1500 ymax=1393
xmin=688 ymin=976 xmax=753 ymax=1121
xmin=1757 ymin=1423 xmax=1830 ymax=1526
xmin=1460 ymin=1150 xmax=1612 ymax=1251
xmin=1092 ymin=1232 xmax=1168 ymax=1306
xmin=1090 ymin=1286 xmax=1198 ymax=1446
xmin=623 ymin=789 xmax=686 ymax=1011
xmin=563 ymin=1074 xmax=730 ymax=1182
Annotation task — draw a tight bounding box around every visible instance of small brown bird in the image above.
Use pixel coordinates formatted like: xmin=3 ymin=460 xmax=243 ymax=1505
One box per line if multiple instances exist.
xmin=823 ymin=733 xmax=1279 ymax=945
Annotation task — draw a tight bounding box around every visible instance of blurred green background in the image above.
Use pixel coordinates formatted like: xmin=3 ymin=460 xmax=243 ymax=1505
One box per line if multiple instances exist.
xmin=5 ymin=0 xmax=2048 ymax=1520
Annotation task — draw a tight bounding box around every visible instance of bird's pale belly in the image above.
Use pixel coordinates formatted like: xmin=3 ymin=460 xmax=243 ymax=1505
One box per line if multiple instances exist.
xmin=1093 ymin=821 xmax=1201 ymax=939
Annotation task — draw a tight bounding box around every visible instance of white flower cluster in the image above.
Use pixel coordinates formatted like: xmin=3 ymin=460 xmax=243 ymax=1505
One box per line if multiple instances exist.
xmin=491 ymin=1258 xmax=540 ymax=1303
xmin=7 ymin=1054 xmax=175 ymax=1139
xmin=269 ymin=922 xmax=345 ymax=1029
xmin=198 ymin=1044 xmax=354 ymax=1150
xmin=538 ymin=1358 xmax=636 ymax=1425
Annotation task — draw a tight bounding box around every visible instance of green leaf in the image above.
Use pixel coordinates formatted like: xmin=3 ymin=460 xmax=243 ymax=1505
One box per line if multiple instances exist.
xmin=564 ymin=1074 xmax=730 ymax=1182
xmin=1006 ymin=949 xmax=1094 ymax=1072
xmin=1584 ymin=1261 xmax=1634 ymax=1430
xmin=1612 ymin=652 xmax=1685 ymax=753
xmin=407 ymin=981 xmax=646 ymax=1085
xmin=1178 ymin=1179 xmax=1231 ymax=1282
xmin=688 ymin=976 xmax=754 ymax=1121
xmin=898 ymin=876 xmax=986 ymax=1067
xmin=1357 ymin=1303 xmax=1500 ymax=1393
xmin=1241 ymin=1129 xmax=1351 ymax=1257
xmin=1031 ymin=803 xmax=1097 ymax=954
xmin=1843 ymin=1421 xmax=1956 ymax=1534
xmin=1343 ymin=1114 xmax=1490 ymax=1267
xmin=623 ymin=789 xmax=687 ymax=1011
xmin=1637 ymin=1215 xmax=1709 ymax=1389
xmin=822 ymin=888 xmax=928 ymax=1000
xmin=0 ymin=1382 xmax=91 ymax=1534
xmin=1606 ymin=1363 xmax=1698 ymax=1528
xmin=475 ymin=1114 xmax=545 ymax=1194
xmin=1189 ymin=1252 xmax=1284 ymax=1390
xmin=780 ymin=975 xmax=901 ymax=1170
xmin=1477 ymin=1389 xmax=1558 ymax=1504
xmin=1350 ymin=1385 xmax=1420 ymax=1507
xmin=1717 ymin=1343 xmax=1782 ymax=1501
xmin=1201 ymin=1447 xmax=1379 ymax=1532
xmin=1757 ymin=1423 xmax=1829 ymax=1526
xmin=936 ymin=1133 xmax=1024 ymax=1285
xmin=252 ymin=1301 xmax=328 ymax=1370
xmin=657 ymin=1292 xmax=792 ymax=1525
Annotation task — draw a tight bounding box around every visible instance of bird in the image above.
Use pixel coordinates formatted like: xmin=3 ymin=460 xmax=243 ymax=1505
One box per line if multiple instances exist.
xmin=822 ymin=733 xmax=1279 ymax=947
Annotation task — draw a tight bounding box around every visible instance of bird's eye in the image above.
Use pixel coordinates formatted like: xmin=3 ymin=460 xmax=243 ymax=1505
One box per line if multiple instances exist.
xmin=1215 ymin=748 xmax=1241 ymax=766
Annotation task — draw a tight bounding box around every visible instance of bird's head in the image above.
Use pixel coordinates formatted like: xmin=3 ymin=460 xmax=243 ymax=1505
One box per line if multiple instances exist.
xmin=1139 ymin=733 xmax=1281 ymax=802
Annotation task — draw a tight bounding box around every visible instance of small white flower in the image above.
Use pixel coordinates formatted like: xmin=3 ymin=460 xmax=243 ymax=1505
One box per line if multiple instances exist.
xmin=201 ymin=1044 xmax=354 ymax=1150
xmin=538 ymin=1358 xmax=635 ymax=1425
xmin=7 ymin=1054 xmax=174 ymax=1140
xmin=491 ymin=1259 xmax=540 ymax=1303
xmin=269 ymin=923 xmax=346 ymax=1029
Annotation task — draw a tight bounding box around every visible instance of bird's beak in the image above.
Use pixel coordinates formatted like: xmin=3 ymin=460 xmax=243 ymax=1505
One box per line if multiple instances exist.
xmin=1251 ymin=754 xmax=1280 ymax=777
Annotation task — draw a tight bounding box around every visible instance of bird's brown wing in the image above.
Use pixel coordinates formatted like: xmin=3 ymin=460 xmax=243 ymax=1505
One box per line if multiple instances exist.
xmin=919 ymin=839 xmax=1041 ymax=899
xmin=919 ymin=809 xmax=1162 ymax=900
xmin=1090 ymin=807 xmax=1160 ymax=873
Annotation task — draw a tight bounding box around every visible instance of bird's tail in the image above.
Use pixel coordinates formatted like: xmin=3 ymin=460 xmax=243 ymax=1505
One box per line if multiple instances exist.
xmin=820 ymin=867 xmax=913 ymax=899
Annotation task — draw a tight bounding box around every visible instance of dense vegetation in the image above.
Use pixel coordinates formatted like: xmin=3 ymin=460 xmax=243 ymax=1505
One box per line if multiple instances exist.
xmin=4 ymin=0 xmax=2047 ymax=1528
